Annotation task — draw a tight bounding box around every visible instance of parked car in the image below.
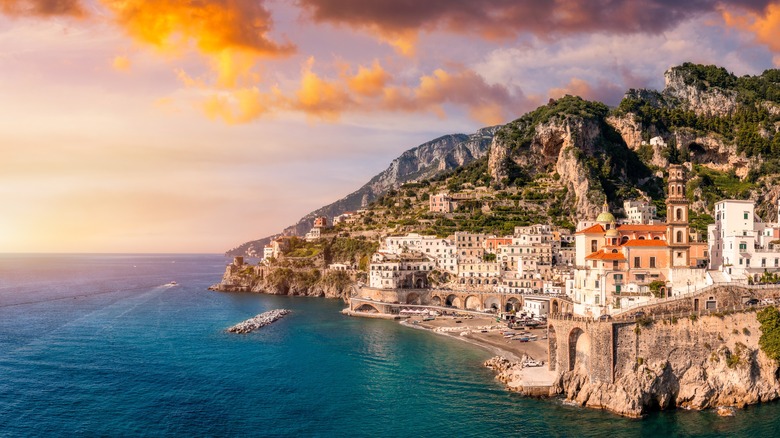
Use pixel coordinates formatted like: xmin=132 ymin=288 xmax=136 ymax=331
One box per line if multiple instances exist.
xmin=745 ymin=298 xmax=760 ymax=306
xmin=598 ymin=314 xmax=613 ymax=321
xmin=632 ymin=311 xmax=646 ymax=318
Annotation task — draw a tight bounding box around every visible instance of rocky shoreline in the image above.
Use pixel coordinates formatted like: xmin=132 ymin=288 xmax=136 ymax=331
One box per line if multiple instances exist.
xmin=227 ymin=309 xmax=291 ymax=334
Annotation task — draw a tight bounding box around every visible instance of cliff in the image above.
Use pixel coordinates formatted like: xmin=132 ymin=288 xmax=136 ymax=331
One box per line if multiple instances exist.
xmin=210 ymin=262 xmax=356 ymax=300
xmin=488 ymin=96 xmax=659 ymax=222
xmin=559 ymin=312 xmax=780 ymax=417
xmin=227 ymin=127 xmax=497 ymax=257
xmin=228 ymin=63 xmax=780 ymax=255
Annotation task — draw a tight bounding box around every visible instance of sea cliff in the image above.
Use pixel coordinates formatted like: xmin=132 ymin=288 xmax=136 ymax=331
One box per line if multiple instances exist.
xmin=488 ymin=310 xmax=780 ymax=418
xmin=209 ymin=258 xmax=356 ymax=300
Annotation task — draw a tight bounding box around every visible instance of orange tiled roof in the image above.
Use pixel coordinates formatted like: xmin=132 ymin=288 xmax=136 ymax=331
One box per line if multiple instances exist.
xmin=585 ymin=252 xmax=626 ymax=260
xmin=618 ymin=224 xmax=667 ymax=232
xmin=622 ymin=239 xmax=667 ymax=247
xmin=576 ymin=224 xmax=605 ymax=234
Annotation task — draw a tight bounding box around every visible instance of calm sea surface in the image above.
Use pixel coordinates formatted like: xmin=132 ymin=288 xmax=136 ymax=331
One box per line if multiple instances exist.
xmin=1 ymin=254 xmax=779 ymax=437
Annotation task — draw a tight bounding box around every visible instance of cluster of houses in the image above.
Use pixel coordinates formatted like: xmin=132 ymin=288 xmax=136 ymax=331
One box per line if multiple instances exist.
xmin=267 ymin=164 xmax=780 ymax=318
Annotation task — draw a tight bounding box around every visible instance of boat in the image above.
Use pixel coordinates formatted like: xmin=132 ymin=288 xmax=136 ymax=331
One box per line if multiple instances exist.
xmin=422 ymin=315 xmax=435 ymax=321
xmin=167 ymin=281 xmax=178 ymax=286
xmin=523 ymin=359 xmax=543 ymax=367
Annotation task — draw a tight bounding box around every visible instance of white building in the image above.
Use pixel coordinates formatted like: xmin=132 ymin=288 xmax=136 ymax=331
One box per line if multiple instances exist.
xmin=383 ymin=233 xmax=457 ymax=273
xmin=368 ymin=252 xmax=436 ymax=289
xmin=263 ymin=245 xmax=274 ymax=260
xmin=523 ymin=298 xmax=549 ymax=317
xmin=304 ymin=227 xmax=321 ymax=242
xmin=624 ymin=200 xmax=657 ymax=225
xmin=708 ymin=199 xmax=780 ymax=282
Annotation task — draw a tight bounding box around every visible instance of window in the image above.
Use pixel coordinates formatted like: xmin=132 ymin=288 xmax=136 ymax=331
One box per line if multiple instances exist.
xmin=634 ymin=257 xmax=641 ymax=268
xmin=676 ymin=208 xmax=682 ymax=221
xmin=676 ymin=230 xmax=683 ymax=243
xmin=650 ymin=257 xmax=656 ymax=268
xmin=613 ymin=261 xmax=618 ymax=270
xmin=762 ymin=258 xmax=766 ymax=267
xmin=677 ymin=252 xmax=683 ymax=258
xmin=744 ymin=212 xmax=749 ymax=220
xmin=595 ymin=280 xmax=600 ymax=288
xmin=591 ymin=240 xmax=597 ymax=253
xmin=739 ymin=242 xmax=747 ymax=250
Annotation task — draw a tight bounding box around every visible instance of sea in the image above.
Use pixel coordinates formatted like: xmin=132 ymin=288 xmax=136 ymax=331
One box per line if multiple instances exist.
xmin=1 ymin=254 xmax=779 ymax=437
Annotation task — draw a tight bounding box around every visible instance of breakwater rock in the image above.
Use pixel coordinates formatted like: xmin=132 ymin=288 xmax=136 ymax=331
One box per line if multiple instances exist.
xmin=227 ymin=309 xmax=291 ymax=334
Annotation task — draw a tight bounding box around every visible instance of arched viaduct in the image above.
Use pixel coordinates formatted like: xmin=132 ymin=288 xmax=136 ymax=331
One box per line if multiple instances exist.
xmin=349 ymin=286 xmax=574 ymax=314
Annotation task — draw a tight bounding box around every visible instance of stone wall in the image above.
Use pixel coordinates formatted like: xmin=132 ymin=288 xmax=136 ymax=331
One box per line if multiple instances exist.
xmin=553 ymin=309 xmax=780 ymax=417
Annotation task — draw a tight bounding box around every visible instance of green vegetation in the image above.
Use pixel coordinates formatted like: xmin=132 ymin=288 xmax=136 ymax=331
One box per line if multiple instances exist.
xmin=757 ymin=306 xmax=780 ymax=362
xmin=648 ymin=280 xmax=666 ymax=298
xmin=496 ymin=95 xmax=609 ymax=156
xmin=617 ymin=64 xmax=780 ymax=177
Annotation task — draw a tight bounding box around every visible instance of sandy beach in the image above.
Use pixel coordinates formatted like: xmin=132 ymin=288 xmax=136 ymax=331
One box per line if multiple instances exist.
xmin=400 ymin=313 xmax=548 ymax=363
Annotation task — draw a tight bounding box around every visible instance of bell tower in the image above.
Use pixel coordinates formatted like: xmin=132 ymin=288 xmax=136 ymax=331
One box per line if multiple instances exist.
xmin=666 ymin=164 xmax=690 ymax=267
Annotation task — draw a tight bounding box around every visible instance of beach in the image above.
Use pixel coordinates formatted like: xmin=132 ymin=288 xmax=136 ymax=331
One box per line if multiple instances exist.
xmin=401 ymin=314 xmax=547 ymax=361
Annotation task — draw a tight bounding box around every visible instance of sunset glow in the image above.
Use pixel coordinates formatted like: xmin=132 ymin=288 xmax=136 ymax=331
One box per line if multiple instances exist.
xmin=1 ymin=0 xmax=779 ymax=253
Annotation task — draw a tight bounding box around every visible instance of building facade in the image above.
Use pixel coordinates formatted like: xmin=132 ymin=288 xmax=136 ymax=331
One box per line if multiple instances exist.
xmin=708 ymin=199 xmax=780 ymax=282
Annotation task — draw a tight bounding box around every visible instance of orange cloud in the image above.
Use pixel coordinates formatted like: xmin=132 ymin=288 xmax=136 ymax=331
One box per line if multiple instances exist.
xmin=112 ymin=55 xmax=131 ymax=72
xmin=547 ymin=78 xmax=624 ymax=104
xmin=293 ymin=57 xmax=353 ymax=120
xmin=345 ymin=60 xmax=390 ymax=97
xmin=384 ymin=68 xmax=520 ymax=125
xmin=99 ymin=0 xmax=294 ymax=57
xmin=203 ymin=87 xmax=273 ymax=124
xmin=722 ymin=2 xmax=780 ymax=53
xmin=0 ymin=0 xmax=85 ymax=17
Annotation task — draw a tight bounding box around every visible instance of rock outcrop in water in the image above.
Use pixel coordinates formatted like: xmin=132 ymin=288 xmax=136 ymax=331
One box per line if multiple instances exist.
xmin=227 ymin=309 xmax=291 ymax=334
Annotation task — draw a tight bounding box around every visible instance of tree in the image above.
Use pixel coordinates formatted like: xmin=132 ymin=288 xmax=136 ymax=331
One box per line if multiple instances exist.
xmin=648 ymin=280 xmax=666 ymax=298
xmin=757 ymin=307 xmax=780 ymax=362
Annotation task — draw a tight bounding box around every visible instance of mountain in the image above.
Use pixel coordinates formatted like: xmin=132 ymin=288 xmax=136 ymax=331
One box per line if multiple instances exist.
xmin=226 ymin=126 xmax=498 ymax=256
xmin=228 ymin=63 xmax=780 ymax=256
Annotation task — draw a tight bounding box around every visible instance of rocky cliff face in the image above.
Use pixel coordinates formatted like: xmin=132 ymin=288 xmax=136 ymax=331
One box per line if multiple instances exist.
xmin=210 ymin=262 xmax=356 ymax=300
xmin=559 ymin=313 xmax=780 ymax=417
xmin=663 ymin=66 xmax=739 ymax=117
xmin=488 ymin=112 xmax=635 ymax=222
xmin=227 ymin=127 xmax=497 ymax=256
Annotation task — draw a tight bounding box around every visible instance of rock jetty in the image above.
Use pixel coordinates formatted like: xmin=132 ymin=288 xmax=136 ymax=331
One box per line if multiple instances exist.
xmin=227 ymin=309 xmax=291 ymax=334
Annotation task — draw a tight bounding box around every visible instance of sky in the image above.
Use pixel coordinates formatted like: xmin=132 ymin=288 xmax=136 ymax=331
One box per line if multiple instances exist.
xmin=1 ymin=0 xmax=779 ymax=253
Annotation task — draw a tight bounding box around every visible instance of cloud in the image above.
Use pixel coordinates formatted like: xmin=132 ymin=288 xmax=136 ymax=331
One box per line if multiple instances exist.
xmin=722 ymin=2 xmax=780 ymax=52
xmin=548 ymin=78 xmax=625 ymax=106
xmin=0 ymin=0 xmax=85 ymax=17
xmin=293 ymin=57 xmax=353 ymax=119
xmin=344 ymin=60 xmax=389 ymax=97
xmin=99 ymin=0 xmax=294 ymax=57
xmin=298 ymin=0 xmax=775 ymax=52
xmin=203 ymin=87 xmax=274 ymax=124
xmin=383 ymin=68 xmax=528 ymax=125
xmin=112 ymin=55 xmax=131 ymax=72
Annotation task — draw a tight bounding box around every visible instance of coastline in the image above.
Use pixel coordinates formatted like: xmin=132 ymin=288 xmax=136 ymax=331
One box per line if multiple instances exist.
xmin=398 ymin=318 xmax=523 ymax=362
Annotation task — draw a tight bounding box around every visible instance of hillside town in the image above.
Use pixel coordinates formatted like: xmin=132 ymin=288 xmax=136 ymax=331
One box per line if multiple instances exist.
xmin=258 ymin=164 xmax=780 ymax=320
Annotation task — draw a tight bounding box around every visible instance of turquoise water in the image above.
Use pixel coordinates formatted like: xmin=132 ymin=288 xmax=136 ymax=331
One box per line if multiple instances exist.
xmin=1 ymin=254 xmax=779 ymax=437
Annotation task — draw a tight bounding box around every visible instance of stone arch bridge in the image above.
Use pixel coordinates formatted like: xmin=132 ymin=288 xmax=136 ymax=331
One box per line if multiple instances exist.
xmin=348 ymin=287 xmax=574 ymax=315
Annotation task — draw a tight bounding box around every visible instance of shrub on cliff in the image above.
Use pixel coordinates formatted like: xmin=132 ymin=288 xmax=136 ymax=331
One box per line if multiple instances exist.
xmin=757 ymin=306 xmax=780 ymax=362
